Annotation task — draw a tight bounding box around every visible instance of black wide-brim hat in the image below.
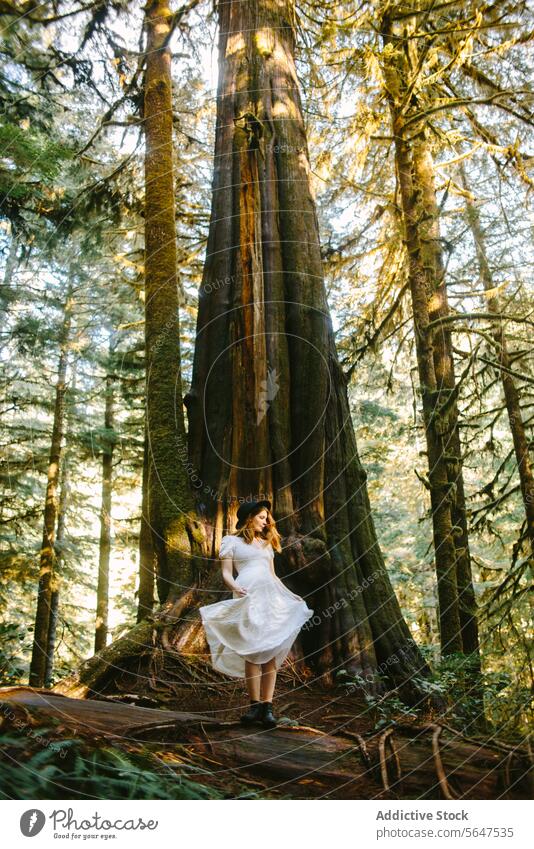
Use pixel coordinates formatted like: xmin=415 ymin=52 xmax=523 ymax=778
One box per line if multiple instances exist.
xmin=235 ymin=499 xmax=272 ymax=529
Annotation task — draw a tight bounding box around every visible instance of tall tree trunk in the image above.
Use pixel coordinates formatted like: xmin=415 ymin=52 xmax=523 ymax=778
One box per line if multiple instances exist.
xmin=143 ymin=0 xmax=198 ymax=604
xmin=460 ymin=164 xmax=534 ymax=558
xmin=412 ymin=139 xmax=480 ymax=662
xmin=44 ymin=358 xmax=77 ymax=687
xmin=95 ymin=347 xmax=115 ymax=653
xmin=380 ymin=13 xmax=464 ymax=656
xmin=29 ymin=291 xmax=72 ymax=687
xmin=137 ymin=422 xmax=156 ymax=622
xmin=44 ymin=451 xmax=68 ymax=687
xmin=182 ymin=0 xmax=431 ymax=696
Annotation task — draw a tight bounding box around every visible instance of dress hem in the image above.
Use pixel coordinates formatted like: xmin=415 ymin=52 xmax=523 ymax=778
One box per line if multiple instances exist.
xmin=200 ymin=602 xmax=313 ymax=679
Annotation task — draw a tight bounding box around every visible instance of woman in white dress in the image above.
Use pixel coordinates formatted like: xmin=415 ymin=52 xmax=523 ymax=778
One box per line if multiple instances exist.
xmin=199 ymin=499 xmax=313 ymax=728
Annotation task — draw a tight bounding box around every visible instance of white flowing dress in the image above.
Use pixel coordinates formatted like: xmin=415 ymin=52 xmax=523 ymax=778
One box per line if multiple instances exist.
xmin=199 ymin=534 xmax=314 ymax=679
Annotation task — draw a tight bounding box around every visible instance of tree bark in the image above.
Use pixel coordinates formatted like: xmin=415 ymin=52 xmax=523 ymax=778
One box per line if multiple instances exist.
xmin=29 ymin=291 xmax=72 ymax=687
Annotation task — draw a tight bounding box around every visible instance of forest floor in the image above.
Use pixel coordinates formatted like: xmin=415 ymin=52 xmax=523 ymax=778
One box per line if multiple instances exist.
xmin=1 ymin=656 xmax=531 ymax=800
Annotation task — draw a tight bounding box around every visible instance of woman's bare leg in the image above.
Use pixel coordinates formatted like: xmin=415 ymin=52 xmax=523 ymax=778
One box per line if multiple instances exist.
xmin=244 ymin=660 xmax=262 ymax=700
xmin=260 ymin=658 xmax=277 ymax=701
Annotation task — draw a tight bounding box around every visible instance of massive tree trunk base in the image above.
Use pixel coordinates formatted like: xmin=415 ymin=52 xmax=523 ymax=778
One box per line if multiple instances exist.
xmin=49 ymin=610 xmax=337 ymax=701
xmin=50 ymin=594 xmax=437 ymax=708
xmin=1 ymin=687 xmax=530 ymax=800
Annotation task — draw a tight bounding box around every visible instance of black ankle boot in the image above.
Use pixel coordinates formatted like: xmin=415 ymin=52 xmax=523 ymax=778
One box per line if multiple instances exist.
xmin=240 ymin=699 xmax=263 ymax=726
xmin=260 ymin=701 xmax=278 ymax=728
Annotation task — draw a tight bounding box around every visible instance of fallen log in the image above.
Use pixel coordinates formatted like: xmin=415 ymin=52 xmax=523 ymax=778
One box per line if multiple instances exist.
xmin=0 ymin=687 xmax=531 ymax=800
xmin=0 ymin=686 xmax=228 ymax=739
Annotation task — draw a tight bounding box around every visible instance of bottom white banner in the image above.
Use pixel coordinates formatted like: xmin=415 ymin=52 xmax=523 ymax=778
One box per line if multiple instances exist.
xmin=3 ymin=799 xmax=532 ymax=848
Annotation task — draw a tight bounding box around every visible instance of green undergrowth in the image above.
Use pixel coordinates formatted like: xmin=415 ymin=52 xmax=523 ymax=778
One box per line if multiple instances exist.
xmin=335 ymin=651 xmax=531 ymax=743
xmin=0 ymin=728 xmax=227 ymax=800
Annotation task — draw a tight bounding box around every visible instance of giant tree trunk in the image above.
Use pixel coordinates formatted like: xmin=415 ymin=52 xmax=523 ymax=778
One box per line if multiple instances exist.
xmin=461 ymin=164 xmax=534 ymax=558
xmin=180 ymin=0 xmax=431 ymax=696
xmin=29 ymin=291 xmax=72 ymax=687
xmin=380 ymin=16 xmax=463 ymax=656
xmin=143 ymin=0 xmax=199 ymax=601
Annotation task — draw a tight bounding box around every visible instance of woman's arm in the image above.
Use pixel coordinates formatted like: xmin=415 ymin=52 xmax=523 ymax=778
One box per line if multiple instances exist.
xmin=221 ymin=558 xmax=247 ymax=596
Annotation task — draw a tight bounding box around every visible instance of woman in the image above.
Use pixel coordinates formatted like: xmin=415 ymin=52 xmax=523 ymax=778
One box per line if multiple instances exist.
xmin=199 ymin=499 xmax=313 ymax=728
